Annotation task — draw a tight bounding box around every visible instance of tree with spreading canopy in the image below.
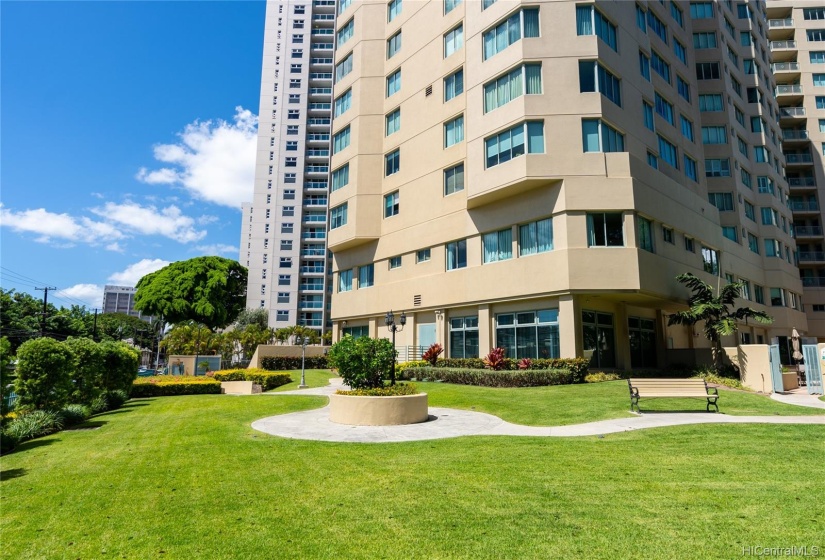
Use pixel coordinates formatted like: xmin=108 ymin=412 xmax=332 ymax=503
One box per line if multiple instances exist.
xmin=667 ymin=273 xmax=773 ymax=373
xmin=134 ymin=257 xmax=247 ymax=330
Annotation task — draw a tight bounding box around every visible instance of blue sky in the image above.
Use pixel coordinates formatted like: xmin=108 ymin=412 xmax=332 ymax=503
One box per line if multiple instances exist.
xmin=1 ymin=0 xmax=266 ymax=309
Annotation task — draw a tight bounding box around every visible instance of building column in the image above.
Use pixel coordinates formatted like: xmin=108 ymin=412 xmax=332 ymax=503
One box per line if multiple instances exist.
xmin=478 ymin=304 xmax=491 ymax=356
xmin=559 ymin=294 xmax=581 ymax=360
xmin=615 ymin=303 xmax=631 ymax=370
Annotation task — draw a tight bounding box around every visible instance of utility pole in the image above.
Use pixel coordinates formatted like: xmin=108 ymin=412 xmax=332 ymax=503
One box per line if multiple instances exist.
xmin=35 ymin=286 xmax=57 ymax=337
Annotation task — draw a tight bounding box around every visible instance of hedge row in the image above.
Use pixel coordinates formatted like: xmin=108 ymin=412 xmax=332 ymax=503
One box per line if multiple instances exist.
xmin=212 ymin=369 xmax=292 ymax=391
xmin=131 ymin=377 xmax=222 ymax=397
xmin=260 ymin=356 xmax=329 ymax=370
xmin=398 ymin=357 xmax=590 ymax=383
xmin=399 ymin=367 xmax=573 ymax=388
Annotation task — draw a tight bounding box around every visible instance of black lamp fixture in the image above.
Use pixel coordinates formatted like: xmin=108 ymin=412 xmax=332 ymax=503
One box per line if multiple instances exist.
xmin=385 ymin=310 xmax=406 ymax=385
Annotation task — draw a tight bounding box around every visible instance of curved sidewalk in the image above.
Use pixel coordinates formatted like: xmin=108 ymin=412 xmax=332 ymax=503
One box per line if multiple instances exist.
xmin=253 ymin=380 xmax=825 ymax=443
xmin=770 ymin=391 xmax=825 ymax=409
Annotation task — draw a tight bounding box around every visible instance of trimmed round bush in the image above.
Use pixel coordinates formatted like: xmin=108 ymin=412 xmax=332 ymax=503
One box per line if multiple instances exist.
xmin=99 ymin=341 xmax=140 ymax=394
xmin=58 ymin=404 xmax=91 ymax=426
xmin=63 ymin=337 xmax=105 ymax=405
xmin=14 ymin=337 xmax=74 ymax=410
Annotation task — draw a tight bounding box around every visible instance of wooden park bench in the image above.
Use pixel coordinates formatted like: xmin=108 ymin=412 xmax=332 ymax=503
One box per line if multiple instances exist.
xmin=627 ymin=378 xmax=719 ymax=413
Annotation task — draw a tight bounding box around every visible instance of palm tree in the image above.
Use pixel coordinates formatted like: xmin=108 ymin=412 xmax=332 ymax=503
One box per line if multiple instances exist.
xmin=667 ymin=273 xmax=773 ymax=373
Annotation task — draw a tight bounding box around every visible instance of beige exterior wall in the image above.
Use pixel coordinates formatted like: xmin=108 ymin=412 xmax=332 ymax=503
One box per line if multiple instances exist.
xmin=327 ymin=0 xmax=807 ymax=369
xmin=768 ymin=1 xmax=825 ymax=340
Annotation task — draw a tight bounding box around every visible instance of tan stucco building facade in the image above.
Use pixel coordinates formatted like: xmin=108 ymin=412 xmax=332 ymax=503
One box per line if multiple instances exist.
xmin=326 ymin=0 xmax=807 ymax=370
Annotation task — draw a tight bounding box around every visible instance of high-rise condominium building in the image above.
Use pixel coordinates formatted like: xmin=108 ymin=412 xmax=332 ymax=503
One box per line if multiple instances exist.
xmin=102 ymin=285 xmax=153 ymax=322
xmin=767 ymin=1 xmax=825 ymax=338
xmin=242 ymin=0 xmax=336 ymax=335
xmin=327 ymin=0 xmax=807 ymax=369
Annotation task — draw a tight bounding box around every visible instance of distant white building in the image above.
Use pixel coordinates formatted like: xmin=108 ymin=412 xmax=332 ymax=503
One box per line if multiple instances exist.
xmin=102 ymin=285 xmax=154 ymax=322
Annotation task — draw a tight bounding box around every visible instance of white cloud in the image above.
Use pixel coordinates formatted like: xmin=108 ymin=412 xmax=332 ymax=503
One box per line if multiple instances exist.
xmin=108 ymin=258 xmax=171 ymax=286
xmin=136 ymin=106 xmax=257 ymax=208
xmin=195 ymin=243 xmax=239 ymax=255
xmin=0 ymin=205 xmax=125 ymax=245
xmin=57 ymin=284 xmax=104 ymax=309
xmin=91 ymin=202 xmax=206 ymax=243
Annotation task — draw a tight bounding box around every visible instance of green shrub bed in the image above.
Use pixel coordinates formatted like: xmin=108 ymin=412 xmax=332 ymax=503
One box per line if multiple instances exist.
xmin=212 ymin=369 xmax=292 ymax=391
xmin=336 ymin=383 xmax=419 ymax=397
xmin=585 ymin=372 xmax=622 ymax=383
xmin=131 ymin=377 xmax=222 ymax=397
xmin=400 ymin=367 xmax=572 ymax=388
xmin=260 ymin=356 xmax=328 ymax=370
xmin=398 ymin=358 xmax=589 ymax=383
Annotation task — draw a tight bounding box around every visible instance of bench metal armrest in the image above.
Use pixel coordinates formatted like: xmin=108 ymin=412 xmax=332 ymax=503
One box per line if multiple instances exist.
xmin=707 ymin=386 xmax=719 ymax=396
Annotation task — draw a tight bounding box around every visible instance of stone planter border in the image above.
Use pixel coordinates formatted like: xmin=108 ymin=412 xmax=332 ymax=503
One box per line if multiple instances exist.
xmin=329 ymin=392 xmax=429 ymax=426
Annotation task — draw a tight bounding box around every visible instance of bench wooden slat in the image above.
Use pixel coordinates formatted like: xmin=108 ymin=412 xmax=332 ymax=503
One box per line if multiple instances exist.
xmin=627 ymin=378 xmax=719 ymax=412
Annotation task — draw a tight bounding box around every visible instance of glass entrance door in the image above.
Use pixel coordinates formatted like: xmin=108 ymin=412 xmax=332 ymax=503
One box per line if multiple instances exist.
xmin=582 ymin=311 xmax=615 ymax=368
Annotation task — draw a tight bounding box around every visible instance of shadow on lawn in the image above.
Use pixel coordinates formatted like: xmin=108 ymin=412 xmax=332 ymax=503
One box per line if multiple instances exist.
xmin=12 ymin=438 xmax=58 ymax=453
xmin=66 ymin=421 xmax=107 ymax=430
xmin=0 ymin=468 xmax=26 ymax=481
xmin=640 ymin=409 xmax=720 ymax=414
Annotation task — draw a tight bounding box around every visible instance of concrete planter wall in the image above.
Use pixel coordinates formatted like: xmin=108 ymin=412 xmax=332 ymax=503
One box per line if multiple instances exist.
xmin=329 ymin=393 xmax=429 ymax=426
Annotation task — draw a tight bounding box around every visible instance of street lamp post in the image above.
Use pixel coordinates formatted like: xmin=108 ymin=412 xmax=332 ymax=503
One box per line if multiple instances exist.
xmin=297 ymin=335 xmax=309 ymax=388
xmin=384 ymin=310 xmax=406 ymax=385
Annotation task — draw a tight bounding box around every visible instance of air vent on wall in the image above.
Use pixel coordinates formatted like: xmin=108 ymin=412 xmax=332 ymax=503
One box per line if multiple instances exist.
xmin=425 ymin=84 xmax=433 ymax=97
xmin=413 ymin=295 xmax=422 ymax=306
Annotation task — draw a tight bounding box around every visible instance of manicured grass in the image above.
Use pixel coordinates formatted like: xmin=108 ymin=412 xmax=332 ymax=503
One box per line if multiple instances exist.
xmin=422 ymin=380 xmax=825 ymax=426
xmin=1 ymin=395 xmax=823 ymax=560
xmin=267 ymin=368 xmax=336 ymax=392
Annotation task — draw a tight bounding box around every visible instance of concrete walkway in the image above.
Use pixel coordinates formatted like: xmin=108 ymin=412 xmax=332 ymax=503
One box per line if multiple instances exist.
xmin=251 ymin=379 xmax=825 ymax=443
xmin=771 ymin=390 xmax=825 ymax=409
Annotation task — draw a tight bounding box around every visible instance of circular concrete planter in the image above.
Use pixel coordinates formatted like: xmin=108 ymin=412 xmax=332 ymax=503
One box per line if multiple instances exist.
xmin=329 ymin=392 xmax=429 ymax=426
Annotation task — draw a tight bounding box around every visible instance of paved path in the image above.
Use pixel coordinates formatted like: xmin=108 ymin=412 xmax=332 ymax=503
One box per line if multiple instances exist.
xmin=252 ymin=379 xmax=825 ymax=443
xmin=771 ymin=391 xmax=825 ymax=409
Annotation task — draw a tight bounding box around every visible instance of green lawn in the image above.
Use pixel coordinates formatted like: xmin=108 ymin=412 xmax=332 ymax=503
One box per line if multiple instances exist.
xmin=1 ymin=394 xmax=823 ymax=560
xmin=422 ymin=380 xmax=825 ymax=426
xmin=267 ymin=368 xmax=336 ymax=392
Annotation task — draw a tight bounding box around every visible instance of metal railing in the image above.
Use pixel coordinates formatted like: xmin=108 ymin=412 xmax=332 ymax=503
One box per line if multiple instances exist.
xmin=780 ymin=107 xmax=806 ymax=117
xmin=802 ymin=277 xmax=825 ymax=287
xmin=789 ymin=201 xmax=819 ymax=211
xmin=776 ymin=84 xmax=803 ymax=95
xmin=769 ymin=18 xmax=794 ymax=28
xmin=770 ymin=40 xmax=797 ymax=49
xmin=798 ymin=251 xmax=825 ymax=262
xmin=794 ymin=226 xmax=823 ymax=237
xmin=784 ymin=153 xmax=813 ymax=164
xmin=782 ymin=129 xmax=809 ymax=141
xmin=772 ymin=62 xmax=800 ymax=72
xmin=789 ymin=177 xmax=816 ymax=187
xmin=301 ymin=232 xmax=326 ymax=239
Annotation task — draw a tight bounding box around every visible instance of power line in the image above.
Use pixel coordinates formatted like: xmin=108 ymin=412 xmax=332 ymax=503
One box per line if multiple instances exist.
xmin=1 ymin=266 xmax=99 ymax=309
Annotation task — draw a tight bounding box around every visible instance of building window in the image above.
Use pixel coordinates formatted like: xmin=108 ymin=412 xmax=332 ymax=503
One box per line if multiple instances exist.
xmin=384 ymin=191 xmax=399 ymax=217
xmin=338 ymin=269 xmax=353 ymax=292
xmin=444 ymin=115 xmax=464 ymax=147
xmin=483 ymin=228 xmax=513 ymax=263
xmin=705 ymin=159 xmax=731 ymax=177
xmin=385 ymin=149 xmax=400 ymax=176
xmin=388 ymin=0 xmax=401 ymax=22
xmin=290 ymin=64 xmax=302 ymax=74
xmin=483 ymin=8 xmax=540 ymax=60
xmin=483 ymin=64 xmax=542 ymax=113
xmin=696 ymin=62 xmax=720 ymax=80
xmin=699 ymin=94 xmax=723 ymax=111
xmin=334 ymin=89 xmax=351 ymax=117
xmin=764 ymin=238 xmax=780 ymax=257
xmin=579 ymin=61 xmax=622 ymax=107
xmin=278 ymin=275 xmax=290 ymax=286
xmin=386 ymin=108 xmax=401 ymax=136
xmin=358 ymin=264 xmax=374 ymax=288
xmin=519 ymin=218 xmax=553 ymax=255
xmin=639 ymin=51 xmax=651 ymax=81
xmin=332 ymin=164 xmax=349 ymax=192
xmin=444 ymin=25 xmax=464 ymax=58
xmin=576 ymin=5 xmax=617 ymax=52
xmin=389 ymin=256 xmax=402 ymax=269
xmin=496 ymin=310 xmax=560 ymax=359
xmin=643 ymin=101 xmax=655 ymax=131
xmin=287 ymin=125 xmax=299 ymax=135
xmin=444 ymin=163 xmax=464 ymax=196
xmin=340 ymin=0 xmax=352 ymax=12
xmin=335 ymin=53 xmax=353 ymax=81
xmin=276 ymin=310 xmax=289 ymax=322
xmin=770 ymin=288 xmax=785 ymax=307
xmin=337 ymin=18 xmax=354 ymax=46
xmin=636 ymin=4 xmax=647 ymax=31
xmin=446 ymin=239 xmax=467 ymax=270
xmin=684 ymin=155 xmax=698 ymax=181
xmin=386 ymin=69 xmax=401 ymax=97
xmin=417 ymin=248 xmax=431 ymax=263
xmin=647 ymin=10 xmax=668 ymax=44
xmin=485 ymin=121 xmax=544 ymax=168
xmin=280 ymin=257 xmax=293 ymax=269
xmin=677 ymin=75 xmax=690 ymax=102
xmin=658 ymin=135 xmax=678 ymax=169
xmin=689 ymin=3 xmax=713 ymax=20
xmin=284 ymin=157 xmax=297 ymax=167
xmin=638 ymin=217 xmax=654 ymax=253
xmin=450 ymin=317 xmax=479 ymax=359
xmin=285 ymin=141 xmax=298 ymax=151
xmin=722 ymin=226 xmax=737 ymax=242
xmin=662 ymin=226 xmax=674 ymax=244
xmin=702 ymin=126 xmax=728 ymax=144
xmin=330 ymin=203 xmax=348 ymax=229
xmin=444 ymin=68 xmax=464 ymax=101
xmin=281 ymin=223 xmax=293 ymax=233
xmin=587 ymin=213 xmax=624 ymax=247
xmin=693 ymin=31 xmax=717 ymax=49
xmin=387 ymin=31 xmax=401 ymax=59
xmin=747 ymin=233 xmax=759 ymax=254
xmin=333 ymin=126 xmax=351 ymax=154
xmin=680 ymin=115 xmax=694 ymax=141
xmin=670 ymin=2 xmax=684 ymax=27
xmin=701 ymin=246 xmax=719 ymax=275
xmin=277 ymin=292 xmax=289 ymax=304
xmin=582 ymin=119 xmax=625 ymax=153
xmin=654 ymin=92 xmax=674 ymax=125
xmin=685 ymin=237 xmax=695 ymax=252
xmin=445 ymin=0 xmax=461 ymax=15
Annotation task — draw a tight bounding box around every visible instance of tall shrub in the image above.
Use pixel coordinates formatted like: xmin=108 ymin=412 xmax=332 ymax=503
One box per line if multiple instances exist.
xmin=99 ymin=341 xmax=140 ymax=394
xmin=327 ymin=336 xmax=395 ymax=389
xmin=14 ymin=337 xmax=74 ymax=410
xmin=62 ymin=337 xmax=105 ymax=404
xmin=0 ymin=337 xmax=13 ymax=414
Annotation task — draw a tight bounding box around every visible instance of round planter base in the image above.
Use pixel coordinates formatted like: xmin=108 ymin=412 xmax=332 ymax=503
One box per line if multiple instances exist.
xmin=329 ymin=392 xmax=429 ymax=426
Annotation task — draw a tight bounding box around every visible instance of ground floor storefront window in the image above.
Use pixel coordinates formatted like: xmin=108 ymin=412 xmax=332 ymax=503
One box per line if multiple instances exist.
xmin=495 ymin=310 xmax=560 ymax=359
xmin=582 ymin=310 xmax=615 ymax=368
xmin=342 ymin=325 xmax=369 ymax=338
xmin=449 ymin=316 xmax=479 ymax=358
xmin=628 ymin=316 xmax=656 ymax=368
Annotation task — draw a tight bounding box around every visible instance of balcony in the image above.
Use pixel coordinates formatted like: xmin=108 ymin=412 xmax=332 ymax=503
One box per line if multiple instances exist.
xmin=798 ymin=252 xmax=825 ymax=262
xmin=298 ymin=319 xmax=323 ymax=327
xmin=303 ymin=198 xmax=328 ymax=207
xmin=769 ymin=18 xmax=794 ymax=28
xmin=306 ymin=149 xmax=330 ymax=157
xmin=789 ymin=177 xmax=816 ymax=188
xmin=794 ymin=226 xmax=823 ymax=237
xmin=300 ymin=247 xmax=326 ymax=256
xmin=770 ymin=40 xmax=797 ymax=50
xmin=775 ymin=84 xmax=803 ymax=96
xmin=301 ymin=232 xmax=326 ymax=239
xmin=802 ymin=277 xmax=825 ymax=287
xmin=771 ymin=62 xmax=800 ymax=73
xmin=784 ymin=153 xmax=813 ymax=164
xmin=780 ymin=107 xmax=806 ymax=119
xmin=782 ymin=129 xmax=809 ymax=141
xmin=304 ymin=180 xmax=328 ymax=189
xmin=305 ymin=165 xmax=330 ymax=174
xmin=299 ymin=266 xmax=325 ymax=274
xmin=299 ymin=301 xmax=324 ymax=309
xmin=789 ymin=201 xmax=819 ymax=212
